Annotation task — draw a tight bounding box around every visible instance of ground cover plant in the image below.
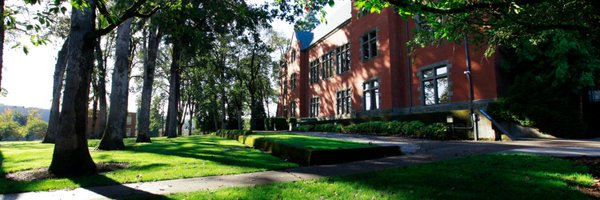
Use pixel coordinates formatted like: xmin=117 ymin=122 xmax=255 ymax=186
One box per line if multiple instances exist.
xmin=0 ymin=135 xmax=297 ymax=193
xmin=167 ymin=154 xmax=596 ymax=199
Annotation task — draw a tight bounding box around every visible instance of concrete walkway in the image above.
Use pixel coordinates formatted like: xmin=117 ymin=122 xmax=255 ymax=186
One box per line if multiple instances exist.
xmin=2 ymin=135 xmax=600 ymax=200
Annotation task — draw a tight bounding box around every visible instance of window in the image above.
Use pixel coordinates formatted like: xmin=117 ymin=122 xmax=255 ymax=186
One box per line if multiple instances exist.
xmin=290 ymin=49 xmax=296 ymax=62
xmin=309 ymin=60 xmax=320 ymax=83
xmin=363 ymin=79 xmax=380 ymax=111
xmin=126 ymin=115 xmax=132 ymax=125
xmin=290 ymin=101 xmax=297 ymax=117
xmin=336 ymin=89 xmax=352 ymax=115
xmin=310 ymin=97 xmax=320 ymax=117
xmin=590 ymin=90 xmax=600 ymax=103
xmin=422 ymin=65 xmax=449 ymax=105
xmin=361 ymin=30 xmax=377 ymax=60
xmin=336 ymin=43 xmax=351 ymax=74
xmin=290 ymin=73 xmax=297 ymax=90
xmin=321 ymin=52 xmax=334 ymax=79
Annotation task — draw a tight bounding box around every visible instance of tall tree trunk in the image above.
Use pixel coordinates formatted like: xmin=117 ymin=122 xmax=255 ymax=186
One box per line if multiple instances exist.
xmin=166 ymin=38 xmax=182 ymax=138
xmin=43 ymin=37 xmax=69 ymax=144
xmin=0 ymin=0 xmax=4 ymax=90
xmin=49 ymin=1 xmax=97 ymax=177
xmin=236 ymin=103 xmax=242 ymax=130
xmin=137 ymin=23 xmax=161 ymax=143
xmin=188 ymin=103 xmax=194 ymax=135
xmin=98 ymin=19 xmax=133 ymax=150
xmin=94 ymin=37 xmax=108 ymax=139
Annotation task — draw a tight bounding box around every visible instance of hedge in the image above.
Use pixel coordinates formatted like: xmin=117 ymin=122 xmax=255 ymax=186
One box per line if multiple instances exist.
xmin=214 ymin=129 xmax=253 ymax=140
xmin=296 ymin=120 xmax=452 ymax=139
xmin=240 ymin=136 xmax=401 ymax=165
xmin=264 ymin=118 xmax=289 ymax=131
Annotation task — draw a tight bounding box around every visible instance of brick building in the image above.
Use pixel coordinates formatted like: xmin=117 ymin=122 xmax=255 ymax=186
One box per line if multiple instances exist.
xmin=276 ymin=1 xmax=504 ymax=138
xmin=87 ymin=112 xmax=137 ymax=138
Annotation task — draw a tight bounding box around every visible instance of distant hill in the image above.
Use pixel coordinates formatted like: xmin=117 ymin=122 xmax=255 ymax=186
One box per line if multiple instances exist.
xmin=0 ymin=104 xmax=51 ymax=122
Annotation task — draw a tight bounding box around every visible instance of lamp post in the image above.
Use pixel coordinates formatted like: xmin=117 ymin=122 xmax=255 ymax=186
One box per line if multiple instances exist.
xmin=463 ymin=35 xmax=479 ymax=141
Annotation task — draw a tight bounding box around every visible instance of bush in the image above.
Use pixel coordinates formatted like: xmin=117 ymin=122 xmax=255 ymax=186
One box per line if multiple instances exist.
xmin=23 ymin=119 xmax=48 ymax=140
xmin=265 ymin=118 xmax=289 ymax=131
xmin=297 ymin=125 xmax=314 ymax=132
xmin=423 ymin=123 xmax=448 ymax=139
xmin=313 ymin=124 xmax=343 ymax=133
xmin=0 ymin=121 xmax=23 ymax=141
xmin=288 ymin=118 xmax=298 ymax=130
xmin=295 ymin=120 xmax=451 ymax=140
xmin=401 ymin=121 xmax=426 ymax=136
xmin=386 ymin=121 xmax=406 ymax=135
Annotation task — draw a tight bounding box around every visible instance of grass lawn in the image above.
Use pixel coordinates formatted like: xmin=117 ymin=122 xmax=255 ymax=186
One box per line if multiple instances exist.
xmin=244 ymin=133 xmax=375 ymax=150
xmin=0 ymin=135 xmax=298 ymax=194
xmin=168 ymin=154 xmax=595 ymax=200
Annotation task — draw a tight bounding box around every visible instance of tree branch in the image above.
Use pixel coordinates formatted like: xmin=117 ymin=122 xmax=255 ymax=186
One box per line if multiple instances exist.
xmin=90 ymin=0 xmax=159 ymax=39
xmin=385 ymin=0 xmax=546 ymax=15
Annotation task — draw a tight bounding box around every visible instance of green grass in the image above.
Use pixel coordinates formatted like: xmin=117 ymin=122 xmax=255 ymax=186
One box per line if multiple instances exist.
xmin=0 ymin=135 xmax=298 ymax=194
xmin=167 ymin=154 xmax=595 ymax=200
xmin=245 ymin=133 xmax=375 ymax=150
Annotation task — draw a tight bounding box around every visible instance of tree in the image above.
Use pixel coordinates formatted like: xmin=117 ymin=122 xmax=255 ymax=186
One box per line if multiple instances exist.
xmin=98 ymin=18 xmax=134 ymax=150
xmin=43 ymin=37 xmax=68 ymax=143
xmin=294 ymin=10 xmax=320 ymax=32
xmin=137 ymin=18 xmax=162 ymax=142
xmin=49 ymin=0 xmax=155 ymax=177
xmin=49 ymin=0 xmax=99 ymax=177
xmin=24 ymin=109 xmax=48 ymax=140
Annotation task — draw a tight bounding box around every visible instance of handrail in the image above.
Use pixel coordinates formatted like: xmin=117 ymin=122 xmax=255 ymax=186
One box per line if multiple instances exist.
xmin=479 ymin=109 xmax=516 ymax=141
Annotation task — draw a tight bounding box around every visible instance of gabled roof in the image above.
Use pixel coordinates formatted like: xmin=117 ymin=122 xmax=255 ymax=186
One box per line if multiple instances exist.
xmin=294 ymin=0 xmax=352 ymax=50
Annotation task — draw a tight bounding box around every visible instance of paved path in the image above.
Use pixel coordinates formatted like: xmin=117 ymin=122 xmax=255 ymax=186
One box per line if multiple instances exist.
xmin=2 ymin=135 xmax=600 ymax=200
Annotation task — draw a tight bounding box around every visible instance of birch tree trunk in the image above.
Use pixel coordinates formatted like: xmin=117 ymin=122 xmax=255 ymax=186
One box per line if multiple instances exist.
xmin=98 ymin=18 xmax=133 ymax=150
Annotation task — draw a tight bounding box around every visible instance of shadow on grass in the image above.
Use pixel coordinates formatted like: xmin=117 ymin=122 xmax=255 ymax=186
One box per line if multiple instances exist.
xmin=169 ymin=154 xmax=592 ymax=199
xmin=322 ymin=154 xmax=591 ymax=199
xmin=122 ymin=136 xmax=293 ymax=170
xmin=0 ymin=150 xmax=4 ymax=178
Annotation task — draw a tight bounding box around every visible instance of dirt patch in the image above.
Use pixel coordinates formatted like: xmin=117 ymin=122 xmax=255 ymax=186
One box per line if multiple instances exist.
xmin=5 ymin=162 xmax=129 ymax=181
xmin=562 ymin=157 xmax=600 ymax=198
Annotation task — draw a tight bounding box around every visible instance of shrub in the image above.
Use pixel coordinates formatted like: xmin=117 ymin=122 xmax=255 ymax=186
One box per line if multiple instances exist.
xmin=23 ymin=119 xmax=48 ymax=140
xmin=288 ymin=118 xmax=298 ymax=130
xmin=265 ymin=118 xmax=289 ymax=131
xmin=423 ymin=123 xmax=448 ymax=139
xmin=386 ymin=121 xmax=406 ymax=135
xmin=401 ymin=121 xmax=426 ymax=136
xmin=0 ymin=121 xmax=23 ymax=141
xmin=313 ymin=124 xmax=343 ymax=133
xmin=297 ymin=125 xmax=314 ymax=132
xmin=342 ymin=124 xmax=358 ymax=134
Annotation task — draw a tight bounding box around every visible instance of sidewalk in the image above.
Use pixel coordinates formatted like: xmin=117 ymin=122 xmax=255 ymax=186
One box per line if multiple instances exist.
xmin=2 ymin=135 xmax=599 ymax=200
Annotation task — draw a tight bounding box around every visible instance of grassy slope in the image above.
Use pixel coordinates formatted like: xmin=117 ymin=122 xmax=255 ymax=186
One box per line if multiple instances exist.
xmin=0 ymin=135 xmax=297 ymax=193
xmin=169 ymin=154 xmax=595 ymax=200
xmin=246 ymin=133 xmax=374 ymax=150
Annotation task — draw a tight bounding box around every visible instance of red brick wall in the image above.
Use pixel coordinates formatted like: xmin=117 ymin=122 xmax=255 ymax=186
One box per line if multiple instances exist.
xmin=276 ymin=1 xmax=501 ymax=119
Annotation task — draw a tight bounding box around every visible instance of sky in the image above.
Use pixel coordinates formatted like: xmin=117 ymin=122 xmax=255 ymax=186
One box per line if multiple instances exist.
xmin=0 ymin=0 xmax=294 ymax=113
xmin=0 ymin=0 xmax=344 ymax=113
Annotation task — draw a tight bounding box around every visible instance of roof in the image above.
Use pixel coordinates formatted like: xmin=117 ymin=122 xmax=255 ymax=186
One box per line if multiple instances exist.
xmin=295 ymin=0 xmax=352 ymax=50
